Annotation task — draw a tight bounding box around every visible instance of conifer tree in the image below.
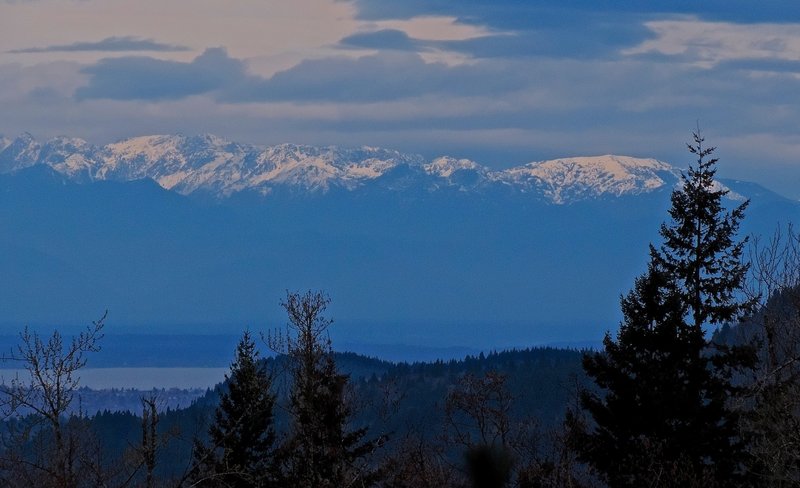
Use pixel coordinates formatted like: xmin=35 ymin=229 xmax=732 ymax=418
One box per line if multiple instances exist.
xmin=653 ymin=130 xmax=752 ymax=328
xmin=570 ymin=132 xmax=755 ymax=487
xmin=190 ymin=331 xmax=279 ymax=487
xmin=277 ymin=291 xmax=382 ymax=488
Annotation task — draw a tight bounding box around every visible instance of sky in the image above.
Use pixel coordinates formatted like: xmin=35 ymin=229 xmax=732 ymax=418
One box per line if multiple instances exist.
xmin=2 ymin=1 xmax=800 ymax=198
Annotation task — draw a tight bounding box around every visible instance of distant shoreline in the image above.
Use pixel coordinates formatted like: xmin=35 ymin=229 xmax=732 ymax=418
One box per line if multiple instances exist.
xmin=0 ymin=367 xmax=228 ymax=390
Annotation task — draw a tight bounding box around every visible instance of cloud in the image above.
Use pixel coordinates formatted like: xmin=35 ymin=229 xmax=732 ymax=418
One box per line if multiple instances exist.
xmin=339 ymin=8 xmax=653 ymax=61
xmin=8 ymin=36 xmax=191 ymax=54
xmin=75 ymin=48 xmax=245 ymax=101
xmin=75 ymin=46 xmax=530 ymax=103
xmin=625 ymin=20 xmax=800 ymax=67
xmin=367 ymin=15 xmax=496 ymax=41
xmin=715 ymin=58 xmax=800 ymax=74
xmin=348 ymin=0 xmax=800 ymax=25
xmin=339 ymin=29 xmax=423 ymax=51
xmin=0 ymin=61 xmax=86 ymax=103
xmin=229 ymin=52 xmax=529 ymax=103
xmin=435 ymin=25 xmax=650 ymax=60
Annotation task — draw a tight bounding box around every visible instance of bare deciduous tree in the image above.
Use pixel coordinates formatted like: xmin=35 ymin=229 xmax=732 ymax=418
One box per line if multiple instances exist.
xmin=0 ymin=312 xmax=107 ymax=487
xmin=444 ymin=371 xmax=514 ymax=452
xmin=740 ymin=224 xmax=800 ymax=486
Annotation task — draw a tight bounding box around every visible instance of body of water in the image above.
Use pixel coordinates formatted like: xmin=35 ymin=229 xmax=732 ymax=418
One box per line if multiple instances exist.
xmin=0 ymin=367 xmax=229 ymax=390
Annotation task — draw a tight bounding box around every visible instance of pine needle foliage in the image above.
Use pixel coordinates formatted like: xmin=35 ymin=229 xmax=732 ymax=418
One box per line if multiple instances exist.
xmin=653 ymin=130 xmax=753 ymax=328
xmin=571 ymin=132 xmax=756 ymax=487
xmin=190 ymin=331 xmax=279 ymax=487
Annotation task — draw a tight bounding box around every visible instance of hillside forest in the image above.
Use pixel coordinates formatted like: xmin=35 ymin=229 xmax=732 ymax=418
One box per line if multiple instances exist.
xmin=1 ymin=132 xmax=800 ymax=487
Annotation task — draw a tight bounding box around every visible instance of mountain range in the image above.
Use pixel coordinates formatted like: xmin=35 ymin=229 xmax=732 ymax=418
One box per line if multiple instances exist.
xmin=1 ymin=132 xmax=695 ymax=204
xmin=0 ymin=133 xmax=797 ymax=348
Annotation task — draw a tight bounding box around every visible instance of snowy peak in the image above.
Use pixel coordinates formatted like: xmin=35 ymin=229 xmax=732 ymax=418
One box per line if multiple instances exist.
xmin=0 ymin=132 xmax=41 ymax=174
xmin=38 ymin=136 xmax=98 ymax=181
xmin=501 ymin=155 xmax=677 ymax=204
xmin=251 ymin=144 xmax=421 ymax=192
xmin=101 ymin=134 xmax=251 ymax=193
xmin=425 ymin=156 xmax=486 ymax=178
xmin=91 ymin=137 xmax=426 ymax=195
xmin=0 ymin=133 xmax=757 ymax=204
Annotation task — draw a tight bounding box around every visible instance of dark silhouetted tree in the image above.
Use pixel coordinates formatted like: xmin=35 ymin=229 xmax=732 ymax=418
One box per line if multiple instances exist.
xmin=570 ymin=132 xmax=755 ymax=487
xmin=652 ymin=130 xmax=753 ymax=328
xmin=189 ymin=331 xmax=279 ymax=487
xmin=275 ymin=291 xmax=382 ymax=488
xmin=139 ymin=395 xmax=159 ymax=488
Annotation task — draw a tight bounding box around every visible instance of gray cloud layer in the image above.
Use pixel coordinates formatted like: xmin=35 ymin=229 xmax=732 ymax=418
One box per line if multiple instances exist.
xmin=75 ymin=48 xmax=530 ymax=103
xmin=348 ymin=0 xmax=800 ymax=25
xmin=76 ymin=48 xmax=244 ymax=101
xmin=9 ymin=36 xmax=191 ymax=54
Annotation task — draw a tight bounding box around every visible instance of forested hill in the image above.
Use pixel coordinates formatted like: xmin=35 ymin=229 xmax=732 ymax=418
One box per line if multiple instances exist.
xmin=193 ymin=347 xmax=586 ymax=426
xmin=88 ymin=346 xmax=586 ymax=480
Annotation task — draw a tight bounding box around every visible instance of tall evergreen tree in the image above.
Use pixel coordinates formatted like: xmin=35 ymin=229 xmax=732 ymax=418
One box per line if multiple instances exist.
xmin=570 ymin=132 xmax=755 ymax=487
xmin=653 ymin=130 xmax=752 ymax=328
xmin=277 ymin=291 xmax=382 ymax=488
xmin=190 ymin=331 xmax=279 ymax=487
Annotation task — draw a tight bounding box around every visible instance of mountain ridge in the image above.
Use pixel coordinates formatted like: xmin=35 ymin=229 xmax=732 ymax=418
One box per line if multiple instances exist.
xmin=0 ymin=135 xmax=798 ymax=344
xmin=0 ymin=132 xmax=743 ymax=205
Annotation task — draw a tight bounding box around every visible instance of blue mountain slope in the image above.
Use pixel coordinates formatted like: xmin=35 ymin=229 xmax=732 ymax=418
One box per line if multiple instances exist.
xmin=0 ymin=145 xmax=797 ymax=348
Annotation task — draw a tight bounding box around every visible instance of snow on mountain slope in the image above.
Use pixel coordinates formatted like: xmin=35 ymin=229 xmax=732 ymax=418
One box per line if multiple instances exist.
xmin=0 ymin=132 xmax=41 ymax=174
xmin=247 ymin=144 xmax=422 ymax=192
xmin=0 ymin=133 xmax=751 ymax=204
xmin=101 ymin=134 xmax=249 ymax=194
xmin=38 ymin=136 xmax=100 ymax=182
xmin=94 ymin=135 xmax=425 ymax=195
xmin=0 ymin=135 xmax=11 ymax=153
xmin=425 ymin=156 xmax=485 ymax=178
xmin=500 ymin=155 xmax=678 ymax=204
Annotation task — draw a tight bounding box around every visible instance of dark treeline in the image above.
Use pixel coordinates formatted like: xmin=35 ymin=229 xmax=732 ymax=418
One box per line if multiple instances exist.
xmin=82 ymin=344 xmax=588 ymax=485
xmin=2 ymin=131 xmax=800 ymax=487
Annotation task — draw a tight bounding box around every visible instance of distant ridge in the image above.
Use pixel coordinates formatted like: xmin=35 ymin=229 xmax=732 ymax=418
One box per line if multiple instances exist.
xmin=0 ymin=132 xmax=709 ymax=204
xmin=1 ymin=132 xmax=797 ymax=342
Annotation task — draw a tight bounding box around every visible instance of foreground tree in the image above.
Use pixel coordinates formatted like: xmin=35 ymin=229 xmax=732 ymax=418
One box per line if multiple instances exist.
xmin=275 ymin=291 xmax=383 ymax=487
xmin=735 ymin=225 xmax=800 ymax=485
xmin=138 ymin=395 xmax=160 ymax=488
xmin=189 ymin=331 xmax=279 ymax=487
xmin=443 ymin=371 xmax=515 ymax=488
xmin=0 ymin=313 xmax=108 ymax=488
xmin=653 ymin=130 xmax=752 ymax=328
xmin=570 ymin=132 xmax=754 ymax=487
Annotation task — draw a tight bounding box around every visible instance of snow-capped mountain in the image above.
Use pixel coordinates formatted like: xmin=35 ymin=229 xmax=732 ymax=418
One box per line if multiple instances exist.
xmin=499 ymin=155 xmax=676 ymax=204
xmin=1 ymin=132 xmax=796 ymax=341
xmin=0 ymin=132 xmax=41 ymax=174
xmin=0 ymin=135 xmax=11 ymax=153
xmin=424 ymin=156 xmax=486 ymax=178
xmin=0 ymin=133 xmax=740 ymax=204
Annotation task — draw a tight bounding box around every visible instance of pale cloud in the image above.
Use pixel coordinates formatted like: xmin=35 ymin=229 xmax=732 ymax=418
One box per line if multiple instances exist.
xmin=345 ymin=15 xmax=507 ymax=65
xmin=367 ymin=15 xmax=497 ymax=41
xmin=0 ymin=1 xmax=497 ymax=76
xmin=8 ymin=36 xmax=190 ymax=53
xmin=0 ymin=0 xmax=360 ymax=74
xmin=0 ymin=61 xmax=86 ymax=102
xmin=625 ymin=19 xmax=800 ymax=68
